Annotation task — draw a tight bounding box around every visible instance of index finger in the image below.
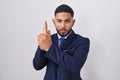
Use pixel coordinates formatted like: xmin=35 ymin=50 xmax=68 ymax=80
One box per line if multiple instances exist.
xmin=43 ymin=21 xmax=48 ymax=34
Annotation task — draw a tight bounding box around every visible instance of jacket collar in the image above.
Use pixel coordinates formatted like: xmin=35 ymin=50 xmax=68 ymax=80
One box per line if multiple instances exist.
xmin=52 ymin=30 xmax=76 ymax=49
xmin=62 ymin=30 xmax=76 ymax=49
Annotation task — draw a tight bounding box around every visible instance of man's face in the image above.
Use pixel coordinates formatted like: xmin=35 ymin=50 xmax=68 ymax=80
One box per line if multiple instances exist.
xmin=53 ymin=12 xmax=75 ymax=37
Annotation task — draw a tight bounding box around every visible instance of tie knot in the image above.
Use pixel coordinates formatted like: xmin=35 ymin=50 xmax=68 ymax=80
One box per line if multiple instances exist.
xmin=60 ymin=37 xmax=65 ymax=42
xmin=59 ymin=38 xmax=65 ymax=48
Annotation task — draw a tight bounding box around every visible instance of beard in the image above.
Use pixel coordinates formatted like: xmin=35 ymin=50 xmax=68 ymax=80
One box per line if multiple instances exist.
xmin=56 ymin=28 xmax=72 ymax=37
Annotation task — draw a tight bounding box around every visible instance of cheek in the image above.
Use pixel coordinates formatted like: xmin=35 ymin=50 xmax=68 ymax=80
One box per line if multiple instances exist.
xmin=54 ymin=23 xmax=60 ymax=29
xmin=66 ymin=24 xmax=73 ymax=30
xmin=54 ymin=26 xmax=59 ymax=31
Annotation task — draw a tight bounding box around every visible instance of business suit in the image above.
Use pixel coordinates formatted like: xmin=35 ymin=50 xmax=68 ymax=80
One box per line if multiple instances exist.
xmin=33 ymin=30 xmax=90 ymax=80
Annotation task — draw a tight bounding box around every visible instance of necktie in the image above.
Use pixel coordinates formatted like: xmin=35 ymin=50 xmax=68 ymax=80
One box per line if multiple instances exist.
xmin=59 ymin=38 xmax=65 ymax=48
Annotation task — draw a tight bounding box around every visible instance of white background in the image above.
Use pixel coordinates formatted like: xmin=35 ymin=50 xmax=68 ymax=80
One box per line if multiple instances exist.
xmin=0 ymin=0 xmax=120 ymax=80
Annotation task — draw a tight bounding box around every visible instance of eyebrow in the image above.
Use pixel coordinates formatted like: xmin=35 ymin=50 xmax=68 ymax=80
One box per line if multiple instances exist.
xmin=56 ymin=18 xmax=72 ymax=21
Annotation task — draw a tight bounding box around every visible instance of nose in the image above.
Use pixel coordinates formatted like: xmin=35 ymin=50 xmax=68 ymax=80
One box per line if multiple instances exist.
xmin=61 ymin=22 xmax=65 ymax=28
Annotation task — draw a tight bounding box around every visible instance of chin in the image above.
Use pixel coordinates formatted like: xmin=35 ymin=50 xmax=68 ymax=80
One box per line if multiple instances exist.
xmin=59 ymin=33 xmax=68 ymax=37
xmin=57 ymin=29 xmax=71 ymax=37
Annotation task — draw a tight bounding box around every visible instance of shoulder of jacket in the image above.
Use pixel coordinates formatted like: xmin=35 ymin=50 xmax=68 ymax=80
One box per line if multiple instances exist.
xmin=51 ymin=33 xmax=57 ymax=37
xmin=75 ymin=34 xmax=90 ymax=43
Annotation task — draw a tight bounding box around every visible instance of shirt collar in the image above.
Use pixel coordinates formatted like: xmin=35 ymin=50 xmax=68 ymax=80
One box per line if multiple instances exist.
xmin=57 ymin=30 xmax=72 ymax=39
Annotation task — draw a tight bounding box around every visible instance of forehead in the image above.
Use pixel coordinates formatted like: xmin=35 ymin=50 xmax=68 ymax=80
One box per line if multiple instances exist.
xmin=55 ymin=12 xmax=72 ymax=20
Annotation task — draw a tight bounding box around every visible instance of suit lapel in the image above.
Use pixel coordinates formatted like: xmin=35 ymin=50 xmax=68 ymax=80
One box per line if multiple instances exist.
xmin=62 ymin=30 xmax=76 ymax=49
xmin=52 ymin=34 xmax=59 ymax=47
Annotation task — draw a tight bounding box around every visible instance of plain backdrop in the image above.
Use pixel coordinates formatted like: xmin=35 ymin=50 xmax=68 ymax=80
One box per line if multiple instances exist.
xmin=0 ymin=0 xmax=120 ymax=80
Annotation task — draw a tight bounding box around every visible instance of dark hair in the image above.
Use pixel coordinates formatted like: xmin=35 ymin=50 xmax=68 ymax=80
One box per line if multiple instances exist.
xmin=54 ymin=4 xmax=74 ymax=17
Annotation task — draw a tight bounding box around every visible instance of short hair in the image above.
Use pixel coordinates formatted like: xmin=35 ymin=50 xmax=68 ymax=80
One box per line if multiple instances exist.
xmin=54 ymin=4 xmax=74 ymax=17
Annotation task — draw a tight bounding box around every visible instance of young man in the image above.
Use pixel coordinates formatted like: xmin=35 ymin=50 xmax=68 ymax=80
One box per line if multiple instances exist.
xmin=33 ymin=4 xmax=90 ymax=80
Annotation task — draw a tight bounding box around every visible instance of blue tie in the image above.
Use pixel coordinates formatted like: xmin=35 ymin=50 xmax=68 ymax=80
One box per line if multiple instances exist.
xmin=59 ymin=38 xmax=65 ymax=48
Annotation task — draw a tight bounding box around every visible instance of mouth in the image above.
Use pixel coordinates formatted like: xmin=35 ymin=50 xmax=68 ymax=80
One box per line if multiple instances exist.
xmin=59 ymin=30 xmax=66 ymax=33
xmin=59 ymin=29 xmax=67 ymax=33
xmin=56 ymin=28 xmax=69 ymax=37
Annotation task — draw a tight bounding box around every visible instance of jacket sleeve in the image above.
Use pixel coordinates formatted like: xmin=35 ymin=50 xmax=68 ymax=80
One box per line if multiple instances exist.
xmin=45 ymin=38 xmax=90 ymax=73
xmin=33 ymin=47 xmax=48 ymax=70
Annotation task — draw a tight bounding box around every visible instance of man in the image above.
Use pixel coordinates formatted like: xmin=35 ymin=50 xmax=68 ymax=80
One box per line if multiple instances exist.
xmin=33 ymin=4 xmax=90 ymax=80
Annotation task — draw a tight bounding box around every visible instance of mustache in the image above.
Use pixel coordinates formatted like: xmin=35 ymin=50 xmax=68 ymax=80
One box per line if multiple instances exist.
xmin=59 ymin=28 xmax=67 ymax=31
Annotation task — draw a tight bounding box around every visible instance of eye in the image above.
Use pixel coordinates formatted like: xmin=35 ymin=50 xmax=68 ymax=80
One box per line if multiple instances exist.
xmin=57 ymin=20 xmax=62 ymax=23
xmin=65 ymin=20 xmax=71 ymax=23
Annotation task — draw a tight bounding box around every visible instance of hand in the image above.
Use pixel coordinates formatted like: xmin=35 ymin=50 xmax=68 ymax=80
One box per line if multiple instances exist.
xmin=37 ymin=21 xmax=52 ymax=51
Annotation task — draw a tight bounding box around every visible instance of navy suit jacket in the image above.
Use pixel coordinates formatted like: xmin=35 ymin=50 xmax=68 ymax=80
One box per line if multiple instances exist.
xmin=33 ymin=30 xmax=90 ymax=80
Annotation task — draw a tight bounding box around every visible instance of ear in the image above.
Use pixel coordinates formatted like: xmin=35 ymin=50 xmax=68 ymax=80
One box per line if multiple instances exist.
xmin=73 ymin=19 xmax=76 ymax=25
xmin=71 ymin=19 xmax=76 ymax=27
xmin=52 ymin=19 xmax=55 ymax=25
